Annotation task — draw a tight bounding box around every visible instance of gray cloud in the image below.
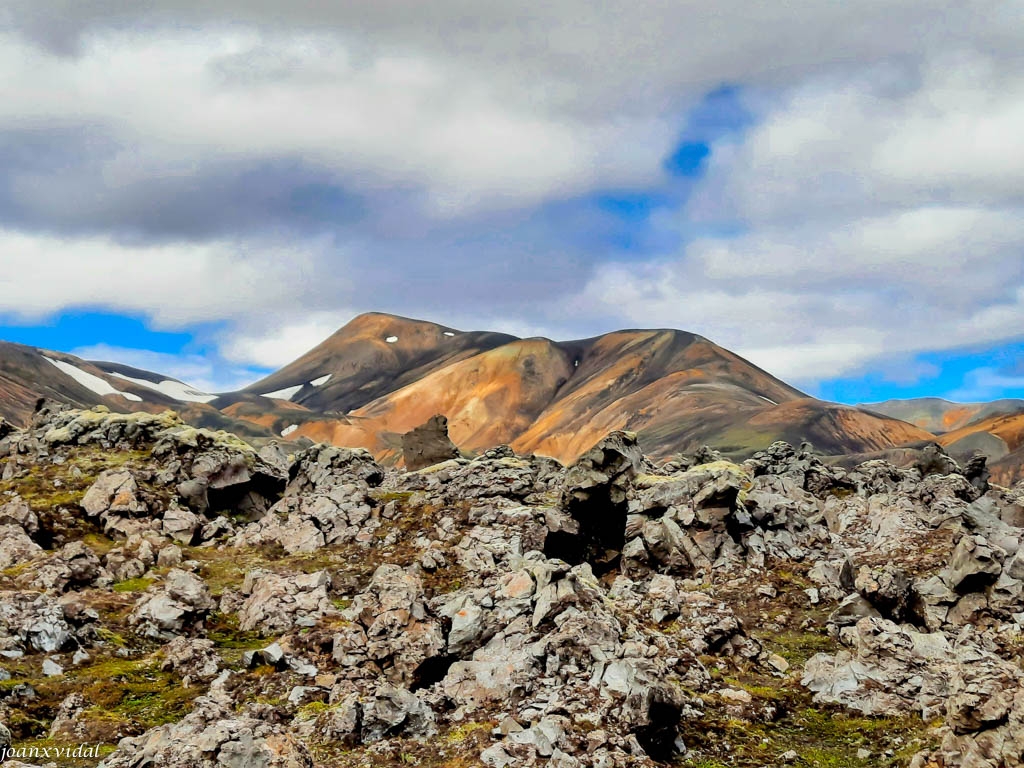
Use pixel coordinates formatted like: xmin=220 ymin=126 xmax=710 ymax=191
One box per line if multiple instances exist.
xmin=0 ymin=0 xmax=1021 ymax=394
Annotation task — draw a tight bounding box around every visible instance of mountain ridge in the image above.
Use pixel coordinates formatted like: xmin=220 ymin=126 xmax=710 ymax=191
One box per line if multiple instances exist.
xmin=0 ymin=311 xmax=981 ymax=467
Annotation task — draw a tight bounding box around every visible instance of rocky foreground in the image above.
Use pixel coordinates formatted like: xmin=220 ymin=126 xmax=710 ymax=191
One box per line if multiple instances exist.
xmin=0 ymin=404 xmax=1023 ymax=767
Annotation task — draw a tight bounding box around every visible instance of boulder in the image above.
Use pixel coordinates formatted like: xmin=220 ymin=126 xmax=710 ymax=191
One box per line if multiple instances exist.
xmin=129 ymin=570 xmax=215 ymax=640
xmin=235 ymin=570 xmax=332 ymax=634
xmin=0 ymin=524 xmax=43 ymax=570
xmin=944 ymin=535 xmax=1004 ymax=594
xmin=401 ymin=414 xmax=460 ymax=471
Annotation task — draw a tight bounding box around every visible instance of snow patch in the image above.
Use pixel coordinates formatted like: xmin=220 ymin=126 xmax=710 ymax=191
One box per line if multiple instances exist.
xmin=385 ymin=336 xmax=399 ymax=343
xmin=310 ymin=374 xmax=332 ymax=387
xmin=281 ymin=424 xmax=299 ymax=437
xmin=260 ymin=384 xmax=303 ymax=401
xmin=759 ymin=396 xmax=778 ymax=405
xmin=45 ymin=358 xmax=143 ymax=402
xmin=443 ymin=332 xmax=456 ymax=337
xmin=110 ymin=372 xmax=217 ymax=403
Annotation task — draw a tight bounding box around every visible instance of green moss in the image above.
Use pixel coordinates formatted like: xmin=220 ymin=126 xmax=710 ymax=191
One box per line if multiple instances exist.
xmin=371 ymin=490 xmax=416 ymax=503
xmin=443 ymin=721 xmax=493 ymax=745
xmin=757 ymin=628 xmax=835 ymax=666
xmin=94 ymin=627 xmax=129 ymax=647
xmin=112 ymin=577 xmax=155 ymax=593
xmin=72 ymin=657 xmax=199 ymax=727
xmin=206 ymin=612 xmax=266 ymax=650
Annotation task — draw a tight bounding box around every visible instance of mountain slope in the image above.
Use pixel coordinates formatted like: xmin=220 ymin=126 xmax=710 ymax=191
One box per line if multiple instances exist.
xmin=249 ymin=315 xmax=934 ymax=464
xmin=0 ymin=341 xmax=275 ymax=440
xmin=863 ymin=397 xmax=1024 ymax=434
xmin=0 ymin=313 xmax=941 ymax=465
xmin=239 ymin=312 xmax=518 ymax=414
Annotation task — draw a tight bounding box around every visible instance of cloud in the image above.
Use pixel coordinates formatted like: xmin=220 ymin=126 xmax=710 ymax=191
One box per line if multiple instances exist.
xmin=0 ymin=228 xmax=337 ymax=326
xmin=0 ymin=28 xmax=672 ymax=217
xmin=947 ymin=368 xmax=1024 ymax=402
xmin=574 ymin=204 xmax=1024 ymax=383
xmin=0 ymin=1 xmax=1022 ymax=399
xmin=220 ymin=311 xmax=354 ymax=368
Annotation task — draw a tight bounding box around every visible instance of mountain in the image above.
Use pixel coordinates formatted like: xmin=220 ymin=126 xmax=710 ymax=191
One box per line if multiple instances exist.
xmin=220 ymin=313 xmax=934 ymax=463
xmin=863 ymin=397 xmax=1024 ymax=434
xmin=0 ymin=313 xmax=938 ymax=464
xmin=0 ymin=340 xmax=274 ymax=440
xmin=863 ymin=397 xmax=1024 ymax=487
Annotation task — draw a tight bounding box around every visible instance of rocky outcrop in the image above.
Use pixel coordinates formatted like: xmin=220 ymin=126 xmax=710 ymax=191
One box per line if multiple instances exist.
xmin=401 ymin=414 xmax=460 ymax=471
xmin=233 ymin=570 xmax=333 ymax=634
xmin=8 ymin=405 xmax=1024 ymax=767
xmin=129 ymin=569 xmax=216 ymax=640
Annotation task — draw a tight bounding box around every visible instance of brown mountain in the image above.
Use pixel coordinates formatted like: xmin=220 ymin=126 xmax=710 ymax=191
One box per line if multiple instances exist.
xmin=222 ymin=313 xmax=935 ymax=463
xmin=863 ymin=397 xmax=1024 ymax=434
xmin=0 ymin=313 xmax=938 ymax=465
xmin=935 ymin=410 xmax=1024 ymax=486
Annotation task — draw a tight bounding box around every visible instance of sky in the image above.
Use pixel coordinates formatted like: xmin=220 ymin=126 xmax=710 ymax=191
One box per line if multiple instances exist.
xmin=0 ymin=1 xmax=1022 ymax=401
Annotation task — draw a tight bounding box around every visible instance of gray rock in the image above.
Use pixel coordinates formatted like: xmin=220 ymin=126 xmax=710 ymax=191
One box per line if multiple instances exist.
xmin=82 ymin=469 xmax=147 ymax=518
xmin=161 ymin=505 xmax=202 ymax=545
xmin=359 ymin=686 xmax=436 ymax=743
xmin=402 ymin=414 xmax=460 ymax=471
xmin=236 ymin=570 xmax=332 ymax=634
xmin=944 ymin=535 xmax=1004 ymax=594
xmin=129 ymin=569 xmax=215 ymax=640
xmin=0 ymin=523 xmax=43 ymax=570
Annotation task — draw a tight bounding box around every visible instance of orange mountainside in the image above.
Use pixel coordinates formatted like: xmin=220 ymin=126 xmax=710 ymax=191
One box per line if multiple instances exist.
xmin=0 ymin=312 xmax=990 ymax=468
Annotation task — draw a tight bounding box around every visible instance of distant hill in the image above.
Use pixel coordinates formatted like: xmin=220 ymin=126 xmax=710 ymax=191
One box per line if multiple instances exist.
xmin=0 ymin=313 xmax=942 ymax=465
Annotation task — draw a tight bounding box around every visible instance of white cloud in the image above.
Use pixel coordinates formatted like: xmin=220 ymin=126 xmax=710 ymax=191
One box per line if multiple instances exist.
xmin=0 ymin=29 xmax=671 ymax=214
xmin=574 ymin=204 xmax=1024 ymax=384
xmin=693 ymin=53 xmax=1024 ymax=225
xmin=0 ymin=1 xmax=1022 ymax=397
xmin=220 ymin=311 xmax=354 ymax=368
xmin=948 ymin=368 xmax=1024 ymax=402
xmin=0 ymin=228 xmax=332 ymax=326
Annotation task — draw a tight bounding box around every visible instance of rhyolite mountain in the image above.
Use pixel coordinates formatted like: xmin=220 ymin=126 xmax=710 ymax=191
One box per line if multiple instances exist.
xmin=865 ymin=397 xmax=1024 ymax=486
xmin=0 ymin=313 xmax=938 ymax=465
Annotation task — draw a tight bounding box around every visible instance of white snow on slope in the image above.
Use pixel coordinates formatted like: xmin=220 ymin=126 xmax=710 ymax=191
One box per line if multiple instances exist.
xmin=281 ymin=424 xmax=299 ymax=437
xmin=385 ymin=336 xmax=399 ymax=343
xmin=45 ymin=357 xmax=143 ymax=402
xmin=110 ymin=372 xmax=217 ymax=403
xmin=759 ymin=396 xmax=778 ymax=405
xmin=443 ymin=332 xmax=455 ymax=337
xmin=261 ymin=384 xmax=303 ymax=401
xmin=310 ymin=374 xmax=332 ymax=386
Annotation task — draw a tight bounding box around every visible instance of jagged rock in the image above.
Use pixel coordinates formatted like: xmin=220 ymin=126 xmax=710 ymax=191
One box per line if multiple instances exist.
xmin=285 ymin=444 xmax=385 ymax=496
xmin=944 ymin=535 xmax=1004 ymax=594
xmin=402 ymin=414 xmax=460 ymax=471
xmin=359 ymin=686 xmax=436 ymax=743
xmin=855 ymin=565 xmax=916 ymax=622
xmin=0 ymin=592 xmax=76 ymax=653
xmin=100 ymin=691 xmax=314 ymax=768
xmin=161 ymin=636 xmax=220 ymax=683
xmin=161 ymin=505 xmax=202 ymax=545
xmin=964 ymin=454 xmax=991 ymax=494
xmin=0 ymin=497 xmax=38 ymax=535
xmin=235 ymin=570 xmax=332 ymax=634
xmin=82 ymin=469 xmax=148 ymax=518
xmin=0 ymin=720 xmax=10 ymax=751
xmin=341 ymin=565 xmax=444 ymax=685
xmin=555 ymin=431 xmax=642 ymax=571
xmin=129 ymin=569 xmax=215 ymax=640
xmin=0 ymin=524 xmax=43 ymax=570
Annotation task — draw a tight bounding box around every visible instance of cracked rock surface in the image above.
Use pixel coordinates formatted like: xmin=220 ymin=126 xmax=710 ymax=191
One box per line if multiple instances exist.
xmin=1 ymin=410 xmax=1024 ymax=766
